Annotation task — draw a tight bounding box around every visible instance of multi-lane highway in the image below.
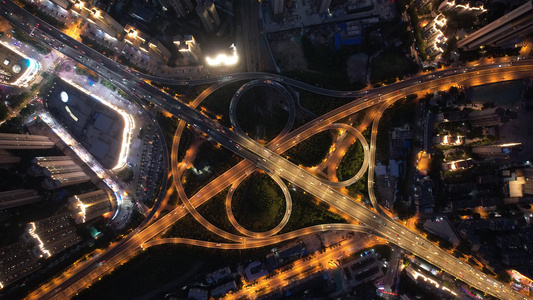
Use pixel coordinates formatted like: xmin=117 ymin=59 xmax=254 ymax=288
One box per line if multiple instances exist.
xmin=2 ymin=1 xmax=533 ymax=299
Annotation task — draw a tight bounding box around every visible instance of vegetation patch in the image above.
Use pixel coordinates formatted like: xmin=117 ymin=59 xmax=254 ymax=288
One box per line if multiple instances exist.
xmin=235 ymin=85 xmax=289 ymax=141
xmin=285 ymin=131 xmax=332 ymax=167
xmin=12 ymin=28 xmax=50 ymax=54
xmin=22 ymin=4 xmax=66 ymax=30
xmin=116 ymin=166 xmax=134 ymax=183
xmin=370 ymin=50 xmax=418 ymax=84
xmin=201 ymin=80 xmax=248 ymax=127
xmin=337 ymin=141 xmax=365 ymax=181
xmin=232 ymin=172 xmax=286 ymax=232
xmin=101 ymin=80 xmax=116 ymax=91
xmin=182 ymin=141 xmax=239 ymax=197
xmin=297 ymin=90 xmax=353 ymax=116
xmin=72 ymin=243 xmax=279 ymax=300
xmin=74 ymin=65 xmax=99 ymax=82
xmin=281 ymin=188 xmax=346 ymax=233
xmin=155 ymin=111 xmax=178 ymax=154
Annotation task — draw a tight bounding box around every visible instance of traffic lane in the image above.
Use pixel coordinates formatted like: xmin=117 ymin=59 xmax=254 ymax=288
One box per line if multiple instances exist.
xmin=7 ymin=0 xmax=528 ymax=292
xmin=37 ymin=66 xmax=532 ymax=300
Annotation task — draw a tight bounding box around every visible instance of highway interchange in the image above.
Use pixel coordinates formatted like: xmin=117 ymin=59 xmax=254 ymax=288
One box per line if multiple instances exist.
xmin=2 ymin=1 xmax=533 ymax=299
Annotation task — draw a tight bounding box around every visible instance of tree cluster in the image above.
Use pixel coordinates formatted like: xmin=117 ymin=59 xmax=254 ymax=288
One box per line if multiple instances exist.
xmin=286 ymin=131 xmax=332 ymax=167
xmin=337 ymin=141 xmax=364 ymax=181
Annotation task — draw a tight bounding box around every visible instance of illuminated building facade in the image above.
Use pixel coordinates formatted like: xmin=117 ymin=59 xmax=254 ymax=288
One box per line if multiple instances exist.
xmin=204 ymin=0 xmax=220 ymax=26
xmin=49 ymin=0 xmax=70 ymax=10
xmin=71 ymin=1 xmax=124 ymax=39
xmin=30 ymin=156 xmax=82 ymax=176
xmin=41 ymin=171 xmax=90 ymax=189
xmin=0 ymin=133 xmax=54 ymax=150
xmin=205 ymin=44 xmax=238 ymax=66
xmin=0 ymin=189 xmax=42 ymax=210
xmin=472 ymin=143 xmax=522 ymax=159
xmin=432 ymin=135 xmax=463 ymax=146
xmin=68 ymin=190 xmax=112 ymax=224
xmin=31 ymin=156 xmax=90 ymax=189
xmin=457 ymin=0 xmax=533 ymax=50
xmin=441 ymin=158 xmax=474 ymax=172
xmin=438 ymin=0 xmax=486 ymax=17
xmin=124 ymin=25 xmax=171 ymax=63
xmin=148 ymin=38 xmax=172 ymax=64
xmin=44 ymin=78 xmax=133 ymax=170
xmin=0 ymin=42 xmax=40 ymax=87
xmin=22 ymin=213 xmax=81 ymax=258
xmin=174 ymin=34 xmax=202 ymax=64
xmin=422 ymin=13 xmax=447 ymax=59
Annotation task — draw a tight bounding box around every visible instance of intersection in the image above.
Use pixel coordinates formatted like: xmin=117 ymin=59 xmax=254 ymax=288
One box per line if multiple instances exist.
xmin=2 ymin=1 xmax=533 ymax=299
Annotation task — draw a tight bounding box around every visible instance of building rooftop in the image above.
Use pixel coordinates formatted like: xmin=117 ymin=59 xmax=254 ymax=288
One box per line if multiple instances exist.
xmin=211 ymin=281 xmax=237 ymax=298
xmin=0 ymin=243 xmax=42 ymax=288
xmin=244 ymin=261 xmax=269 ymax=282
xmin=0 ymin=42 xmax=40 ymax=87
xmin=0 ymin=189 xmax=42 ymax=210
xmin=206 ymin=266 xmax=231 ymax=284
xmin=45 ymin=78 xmax=124 ymax=169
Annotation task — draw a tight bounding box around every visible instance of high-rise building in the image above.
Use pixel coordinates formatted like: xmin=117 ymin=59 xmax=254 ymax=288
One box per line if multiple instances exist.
xmin=0 ymin=189 xmax=42 ymax=210
xmin=458 ymin=0 xmax=533 ymax=50
xmin=68 ymin=190 xmax=112 ymax=223
xmin=71 ymin=1 xmax=124 ymax=39
xmin=148 ymin=38 xmax=172 ymax=64
xmin=0 ymin=243 xmax=42 ymax=289
xmin=30 ymin=156 xmax=83 ymax=177
xmin=196 ymin=4 xmax=215 ymax=32
xmin=49 ymin=0 xmax=70 ymax=10
xmin=30 ymin=156 xmax=90 ymax=189
xmin=124 ymin=25 xmax=172 ymax=63
xmin=205 ymin=0 xmax=220 ymax=26
xmin=42 ymin=171 xmax=90 ymax=189
xmin=174 ymin=34 xmax=202 ymax=64
xmin=182 ymin=0 xmax=195 ymax=10
xmin=318 ymin=0 xmax=331 ymax=13
xmin=468 ymin=107 xmax=508 ymax=127
xmin=0 ymin=150 xmax=20 ymax=164
xmin=0 ymin=42 xmax=40 ymax=87
xmin=22 ymin=213 xmax=81 ymax=258
xmin=472 ymin=143 xmax=522 ymax=158
xmin=0 ymin=133 xmax=54 ymax=150
xmin=271 ymin=0 xmax=285 ymax=15
xmin=165 ymin=0 xmax=189 ymax=17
